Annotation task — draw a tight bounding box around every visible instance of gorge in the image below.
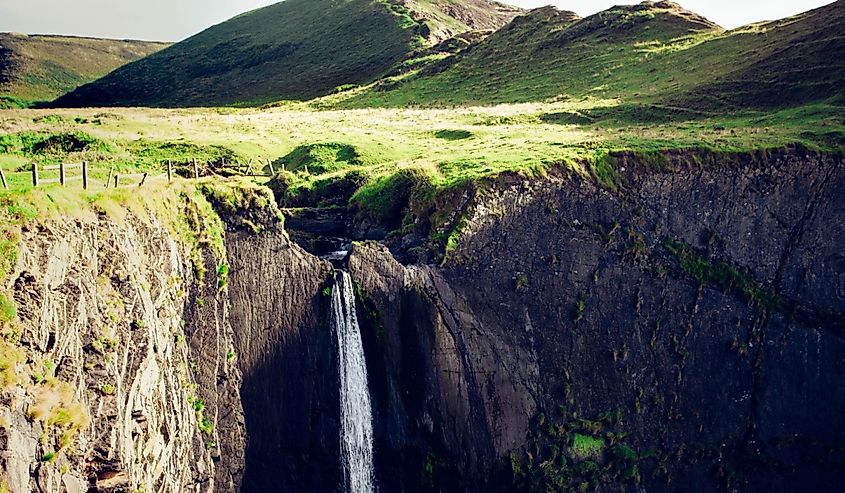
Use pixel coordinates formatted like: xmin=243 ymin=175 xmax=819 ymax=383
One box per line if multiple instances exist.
xmin=1 ymin=146 xmax=842 ymax=492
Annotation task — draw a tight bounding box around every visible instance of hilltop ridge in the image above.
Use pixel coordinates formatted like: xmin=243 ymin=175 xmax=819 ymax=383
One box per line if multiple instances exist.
xmin=52 ymin=0 xmax=521 ymax=108
xmin=340 ymin=0 xmax=844 ymax=110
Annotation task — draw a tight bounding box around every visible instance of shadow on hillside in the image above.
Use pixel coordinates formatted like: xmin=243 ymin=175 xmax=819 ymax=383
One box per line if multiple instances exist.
xmin=540 ymin=103 xmax=712 ymax=126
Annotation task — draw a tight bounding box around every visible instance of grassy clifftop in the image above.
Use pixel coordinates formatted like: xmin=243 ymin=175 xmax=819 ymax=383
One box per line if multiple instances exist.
xmin=52 ymin=0 xmax=520 ymax=108
xmin=0 ymin=34 xmax=169 ymax=106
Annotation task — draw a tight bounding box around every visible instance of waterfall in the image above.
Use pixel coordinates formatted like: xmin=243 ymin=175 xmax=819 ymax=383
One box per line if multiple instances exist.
xmin=332 ymin=271 xmax=375 ymax=493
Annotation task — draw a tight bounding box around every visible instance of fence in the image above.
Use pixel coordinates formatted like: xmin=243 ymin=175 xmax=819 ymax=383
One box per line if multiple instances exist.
xmin=24 ymin=158 xmax=279 ymax=190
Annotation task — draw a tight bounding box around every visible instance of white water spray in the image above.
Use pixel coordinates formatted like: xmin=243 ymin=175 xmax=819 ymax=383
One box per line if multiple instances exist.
xmin=332 ymin=271 xmax=375 ymax=493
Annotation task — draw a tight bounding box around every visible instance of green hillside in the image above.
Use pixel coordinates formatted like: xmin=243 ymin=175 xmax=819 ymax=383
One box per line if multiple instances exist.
xmin=340 ymin=0 xmax=845 ymax=111
xmin=0 ymin=33 xmax=169 ymax=107
xmin=52 ymin=0 xmax=520 ymax=108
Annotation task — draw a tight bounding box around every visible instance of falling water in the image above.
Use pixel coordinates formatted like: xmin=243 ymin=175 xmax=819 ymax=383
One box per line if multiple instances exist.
xmin=332 ymin=271 xmax=375 ymax=493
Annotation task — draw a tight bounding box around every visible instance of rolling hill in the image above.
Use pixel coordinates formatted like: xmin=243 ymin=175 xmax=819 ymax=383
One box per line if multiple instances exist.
xmin=52 ymin=0 xmax=521 ymax=108
xmin=341 ymin=0 xmax=845 ymax=111
xmin=0 ymin=33 xmax=169 ymax=106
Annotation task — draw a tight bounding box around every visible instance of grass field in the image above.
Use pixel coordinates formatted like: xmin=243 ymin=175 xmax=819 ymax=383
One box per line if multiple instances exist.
xmin=1 ymin=98 xmax=842 ymax=204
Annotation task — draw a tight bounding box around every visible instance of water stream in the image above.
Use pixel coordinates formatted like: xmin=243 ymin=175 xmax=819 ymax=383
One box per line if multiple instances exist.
xmin=332 ymin=270 xmax=375 ymax=493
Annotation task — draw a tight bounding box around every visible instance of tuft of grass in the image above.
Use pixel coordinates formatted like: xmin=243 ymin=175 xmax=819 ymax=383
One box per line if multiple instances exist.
xmin=665 ymin=239 xmax=785 ymax=312
xmin=0 ymin=341 xmax=25 ymax=390
xmin=28 ymin=378 xmax=90 ymax=452
xmin=0 ymin=294 xmax=16 ymax=325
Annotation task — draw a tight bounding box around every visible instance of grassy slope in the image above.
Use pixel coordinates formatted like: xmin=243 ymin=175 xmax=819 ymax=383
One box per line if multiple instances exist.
xmin=52 ymin=0 xmax=520 ymax=108
xmin=340 ymin=0 xmax=845 ymax=111
xmin=0 ymin=34 xmax=169 ymax=104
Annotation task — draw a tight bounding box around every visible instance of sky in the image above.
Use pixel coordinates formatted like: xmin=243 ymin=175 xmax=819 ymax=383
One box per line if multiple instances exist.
xmin=0 ymin=0 xmax=835 ymax=42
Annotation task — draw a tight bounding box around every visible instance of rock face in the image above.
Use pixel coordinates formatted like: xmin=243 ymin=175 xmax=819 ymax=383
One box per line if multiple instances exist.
xmin=220 ymin=208 xmax=338 ymax=492
xmin=339 ymin=147 xmax=845 ymax=492
xmin=0 ymin=207 xmax=245 ymax=492
xmin=3 ymin=147 xmax=843 ymax=493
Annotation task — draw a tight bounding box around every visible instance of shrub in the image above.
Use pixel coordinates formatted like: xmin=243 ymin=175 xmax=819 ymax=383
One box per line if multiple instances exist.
xmin=13 ymin=131 xmax=111 ymax=155
xmin=277 ymin=142 xmax=365 ymax=175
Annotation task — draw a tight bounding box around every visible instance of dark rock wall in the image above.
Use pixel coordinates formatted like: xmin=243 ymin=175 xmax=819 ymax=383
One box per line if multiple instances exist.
xmin=344 ymin=148 xmax=845 ymax=492
xmin=223 ymin=223 xmax=338 ymax=492
xmin=2 ymin=210 xmax=246 ymax=493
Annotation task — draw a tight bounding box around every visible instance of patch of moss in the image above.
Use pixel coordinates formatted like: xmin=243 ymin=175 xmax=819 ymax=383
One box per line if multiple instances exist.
xmin=589 ymin=151 xmax=623 ymax=191
xmin=571 ymin=434 xmax=605 ymax=460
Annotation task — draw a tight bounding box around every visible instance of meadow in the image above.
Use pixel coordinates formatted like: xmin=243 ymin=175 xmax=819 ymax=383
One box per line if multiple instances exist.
xmin=1 ymin=99 xmax=842 ymax=202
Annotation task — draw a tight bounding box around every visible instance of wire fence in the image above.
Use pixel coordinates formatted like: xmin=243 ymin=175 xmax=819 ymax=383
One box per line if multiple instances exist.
xmin=4 ymin=157 xmax=280 ymax=192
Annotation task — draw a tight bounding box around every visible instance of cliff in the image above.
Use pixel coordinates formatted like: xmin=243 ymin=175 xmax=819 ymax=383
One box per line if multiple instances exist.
xmin=1 ymin=146 xmax=843 ymax=492
xmin=0 ymin=191 xmax=245 ymax=492
xmin=341 ymin=146 xmax=845 ymax=492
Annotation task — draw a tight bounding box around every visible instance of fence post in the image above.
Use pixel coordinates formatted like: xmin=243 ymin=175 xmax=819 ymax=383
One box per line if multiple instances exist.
xmin=82 ymin=161 xmax=88 ymax=190
xmin=193 ymin=159 xmax=199 ymax=180
xmin=0 ymin=167 xmax=7 ymax=190
xmin=32 ymin=163 xmax=39 ymax=187
xmin=268 ymin=159 xmax=275 ymax=176
xmin=105 ymin=167 xmax=114 ymax=188
xmin=114 ymin=174 xmax=119 ymax=188
xmin=139 ymin=173 xmax=148 ymax=187
xmin=60 ymin=162 xmax=66 ymax=187
xmin=167 ymin=160 xmax=172 ymax=182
